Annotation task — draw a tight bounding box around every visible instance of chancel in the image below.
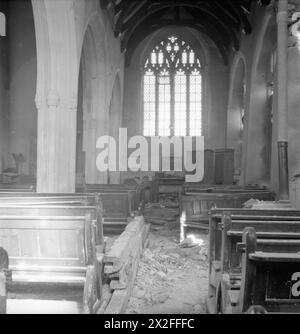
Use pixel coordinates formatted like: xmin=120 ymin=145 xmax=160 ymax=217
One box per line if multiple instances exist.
xmin=0 ymin=0 xmax=300 ymax=315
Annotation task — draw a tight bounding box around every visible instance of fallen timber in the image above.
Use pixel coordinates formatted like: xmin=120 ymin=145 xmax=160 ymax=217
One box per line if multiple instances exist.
xmin=101 ymin=216 xmax=150 ymax=314
xmin=207 ymin=207 xmax=300 ymax=314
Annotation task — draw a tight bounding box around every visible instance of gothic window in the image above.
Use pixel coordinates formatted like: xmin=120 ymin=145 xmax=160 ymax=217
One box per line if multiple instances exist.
xmin=143 ymin=36 xmax=202 ymax=137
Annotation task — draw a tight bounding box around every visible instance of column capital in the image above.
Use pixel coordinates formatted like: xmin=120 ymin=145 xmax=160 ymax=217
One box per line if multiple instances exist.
xmin=35 ymin=94 xmax=43 ymax=110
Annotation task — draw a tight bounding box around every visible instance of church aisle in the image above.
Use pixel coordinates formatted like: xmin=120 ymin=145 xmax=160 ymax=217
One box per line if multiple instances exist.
xmin=126 ymin=226 xmax=209 ymax=314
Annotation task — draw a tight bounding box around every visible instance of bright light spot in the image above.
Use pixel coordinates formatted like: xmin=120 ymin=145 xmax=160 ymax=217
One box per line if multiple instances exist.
xmin=180 ymin=212 xmax=186 ymax=242
xmin=187 ymin=234 xmax=204 ymax=247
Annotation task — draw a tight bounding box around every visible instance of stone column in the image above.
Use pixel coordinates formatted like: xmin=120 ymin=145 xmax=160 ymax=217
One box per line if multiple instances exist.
xmin=277 ymin=0 xmax=290 ymax=201
xmin=33 ymin=0 xmax=80 ymax=193
xmin=36 ymin=90 xmax=78 ymax=193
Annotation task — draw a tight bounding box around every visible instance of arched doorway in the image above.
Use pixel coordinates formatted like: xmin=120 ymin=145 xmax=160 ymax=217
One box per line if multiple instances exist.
xmin=108 ymin=74 xmax=122 ymax=184
xmin=227 ymin=55 xmax=246 ymax=184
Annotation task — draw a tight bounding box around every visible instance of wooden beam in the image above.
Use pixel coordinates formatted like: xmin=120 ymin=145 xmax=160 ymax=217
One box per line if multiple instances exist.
xmin=223 ymin=0 xmax=252 ymax=34
xmin=114 ymin=0 xmax=149 ymax=37
xmin=212 ymin=0 xmax=241 ymax=27
xmin=184 ymin=6 xmax=240 ymax=51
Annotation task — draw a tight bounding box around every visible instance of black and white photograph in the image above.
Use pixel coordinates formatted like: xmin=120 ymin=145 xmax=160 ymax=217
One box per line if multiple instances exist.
xmin=0 ymin=0 xmax=299 ymax=318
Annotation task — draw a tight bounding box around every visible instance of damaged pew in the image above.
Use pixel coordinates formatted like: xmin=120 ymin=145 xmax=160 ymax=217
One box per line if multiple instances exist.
xmin=100 ymin=216 xmax=150 ymax=314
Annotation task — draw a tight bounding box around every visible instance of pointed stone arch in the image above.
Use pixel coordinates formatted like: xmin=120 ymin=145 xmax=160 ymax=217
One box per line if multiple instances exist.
xmin=78 ymin=14 xmax=109 ymax=185
xmin=32 ymin=1 xmax=110 ymax=191
xmin=242 ymin=12 xmax=277 ymax=186
xmin=226 ymin=52 xmax=247 ymax=183
xmin=108 ymin=72 xmax=122 ymax=184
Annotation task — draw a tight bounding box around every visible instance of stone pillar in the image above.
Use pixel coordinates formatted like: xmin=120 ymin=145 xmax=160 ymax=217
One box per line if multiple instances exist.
xmin=33 ymin=0 xmax=80 ymax=193
xmin=277 ymin=0 xmax=290 ymax=201
xmin=36 ymin=91 xmax=78 ymax=193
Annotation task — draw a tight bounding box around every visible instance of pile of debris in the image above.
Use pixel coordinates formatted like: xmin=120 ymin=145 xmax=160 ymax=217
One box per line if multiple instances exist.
xmin=143 ymin=204 xmax=179 ymax=230
xmin=159 ymin=194 xmax=180 ymax=208
xmin=126 ymin=230 xmax=209 ymax=314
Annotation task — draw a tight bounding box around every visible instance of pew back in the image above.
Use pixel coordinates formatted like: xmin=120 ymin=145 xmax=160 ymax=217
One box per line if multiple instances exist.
xmin=239 ymin=229 xmax=300 ymax=313
xmin=0 ymin=205 xmax=104 ymax=246
xmin=0 ymin=213 xmax=94 ymax=286
xmin=221 ymin=215 xmax=300 ymax=274
xmin=99 ymin=192 xmax=134 ymax=219
xmin=210 ymin=208 xmax=300 ymax=267
xmin=181 ymin=191 xmax=274 ymax=234
xmin=78 ymin=184 xmax=139 ymax=211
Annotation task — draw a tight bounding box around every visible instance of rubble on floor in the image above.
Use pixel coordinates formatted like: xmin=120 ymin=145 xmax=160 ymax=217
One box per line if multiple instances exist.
xmin=143 ymin=203 xmax=180 ymax=231
xmin=126 ymin=227 xmax=209 ymax=314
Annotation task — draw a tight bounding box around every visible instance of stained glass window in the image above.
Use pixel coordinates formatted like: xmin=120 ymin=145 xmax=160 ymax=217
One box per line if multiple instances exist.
xmin=143 ymin=36 xmax=202 ymax=137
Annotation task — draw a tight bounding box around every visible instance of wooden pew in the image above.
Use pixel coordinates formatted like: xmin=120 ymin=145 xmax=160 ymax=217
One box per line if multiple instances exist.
xmin=209 ymin=208 xmax=300 ymax=271
xmin=0 ymin=182 xmax=35 ymax=192
xmin=208 ymin=208 xmax=300 ymax=314
xmin=0 ymin=205 xmax=104 ymax=246
xmin=180 ymin=190 xmax=274 ymax=233
xmin=0 ymin=187 xmax=35 ymax=193
xmin=0 ymin=192 xmax=130 ymax=234
xmin=0 ymin=209 xmax=104 ymax=314
xmin=236 ymin=228 xmax=300 ymax=314
xmin=157 ymin=176 xmax=185 ymax=202
xmin=220 ymin=214 xmax=300 ymax=280
xmin=0 ymin=194 xmax=100 ymax=206
xmin=77 ymin=184 xmax=139 ymax=213
xmin=183 ymin=184 xmax=268 ymax=195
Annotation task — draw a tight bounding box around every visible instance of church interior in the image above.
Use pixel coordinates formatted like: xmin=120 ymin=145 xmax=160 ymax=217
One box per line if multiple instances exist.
xmin=0 ymin=0 xmax=300 ymax=314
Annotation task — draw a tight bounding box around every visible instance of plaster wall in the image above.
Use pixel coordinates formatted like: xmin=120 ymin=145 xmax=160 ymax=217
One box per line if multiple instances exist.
xmin=8 ymin=0 xmax=37 ymax=176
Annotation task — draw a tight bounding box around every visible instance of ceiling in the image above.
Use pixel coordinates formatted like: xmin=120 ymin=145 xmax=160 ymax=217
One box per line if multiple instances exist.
xmin=100 ymin=0 xmax=272 ymax=66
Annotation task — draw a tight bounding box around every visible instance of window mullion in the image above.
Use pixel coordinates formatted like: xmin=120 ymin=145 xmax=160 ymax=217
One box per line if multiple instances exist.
xmin=187 ymin=71 xmax=190 ymax=137
xmin=155 ymin=72 xmax=159 ymax=136
xmin=170 ymin=70 xmax=175 ymax=137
